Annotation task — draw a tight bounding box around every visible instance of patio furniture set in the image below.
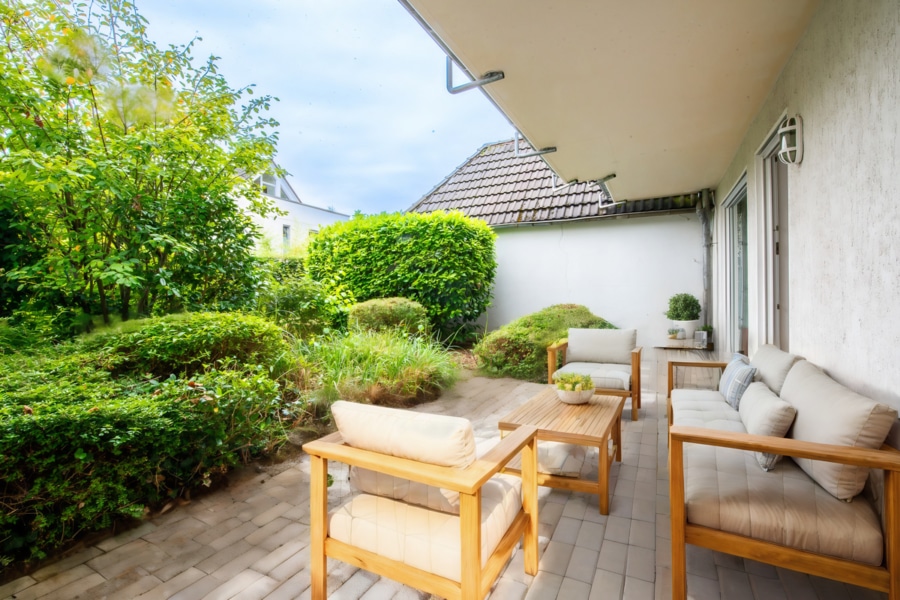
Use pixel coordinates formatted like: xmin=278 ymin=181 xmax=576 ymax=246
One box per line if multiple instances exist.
xmin=304 ymin=332 xmax=900 ymax=600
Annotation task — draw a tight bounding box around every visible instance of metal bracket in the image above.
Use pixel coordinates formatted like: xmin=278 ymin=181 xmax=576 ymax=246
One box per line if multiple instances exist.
xmin=551 ymin=173 xmax=579 ymax=193
xmin=513 ymin=130 xmax=557 ymax=158
xmin=446 ymin=56 xmax=504 ymax=94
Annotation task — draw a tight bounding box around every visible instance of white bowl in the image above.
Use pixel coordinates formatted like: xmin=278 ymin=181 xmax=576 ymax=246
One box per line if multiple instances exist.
xmin=556 ymin=389 xmax=594 ymax=405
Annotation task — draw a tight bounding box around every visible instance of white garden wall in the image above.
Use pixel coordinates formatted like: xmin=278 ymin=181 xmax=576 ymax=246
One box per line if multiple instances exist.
xmin=713 ymin=0 xmax=900 ymax=408
xmin=484 ymin=213 xmax=704 ymax=351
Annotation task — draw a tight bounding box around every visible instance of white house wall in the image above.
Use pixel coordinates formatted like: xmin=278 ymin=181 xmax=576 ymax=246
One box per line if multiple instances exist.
xmin=241 ymin=198 xmax=348 ymax=253
xmin=485 ymin=214 xmax=704 ymax=350
xmin=714 ymin=0 xmax=900 ymax=407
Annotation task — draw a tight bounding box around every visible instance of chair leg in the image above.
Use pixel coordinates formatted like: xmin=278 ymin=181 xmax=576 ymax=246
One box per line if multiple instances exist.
xmin=310 ymin=455 xmax=328 ymax=600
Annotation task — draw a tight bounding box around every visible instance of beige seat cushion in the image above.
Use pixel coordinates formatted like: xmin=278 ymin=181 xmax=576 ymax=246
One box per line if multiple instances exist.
xmin=738 ymin=382 xmax=797 ymax=471
xmin=781 ymin=360 xmax=898 ymax=500
xmin=681 ymin=440 xmax=884 ymax=565
xmin=670 ymin=389 xmax=740 ymax=426
xmin=749 ymin=345 xmax=799 ymax=396
xmin=555 ymin=362 xmax=631 ymax=391
xmin=566 ymin=328 xmax=635 ymax=365
xmin=329 ymin=474 xmax=523 ymax=582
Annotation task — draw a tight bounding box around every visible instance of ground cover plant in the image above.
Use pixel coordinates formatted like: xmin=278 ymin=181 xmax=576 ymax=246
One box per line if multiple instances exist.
xmin=474 ymin=304 xmax=615 ymax=382
xmin=306 ymin=211 xmax=496 ymax=341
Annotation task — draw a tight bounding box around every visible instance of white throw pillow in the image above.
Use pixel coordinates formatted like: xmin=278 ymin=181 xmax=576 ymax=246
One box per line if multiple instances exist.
xmin=738 ymin=382 xmax=797 ymax=470
xmin=566 ymin=328 xmax=635 ymax=365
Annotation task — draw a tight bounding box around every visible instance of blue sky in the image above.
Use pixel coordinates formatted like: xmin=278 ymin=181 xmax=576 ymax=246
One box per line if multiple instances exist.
xmin=138 ymin=0 xmax=512 ymax=215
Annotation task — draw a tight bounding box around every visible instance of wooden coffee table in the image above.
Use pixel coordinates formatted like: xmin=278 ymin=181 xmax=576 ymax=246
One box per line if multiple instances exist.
xmin=498 ymin=387 xmax=625 ymax=514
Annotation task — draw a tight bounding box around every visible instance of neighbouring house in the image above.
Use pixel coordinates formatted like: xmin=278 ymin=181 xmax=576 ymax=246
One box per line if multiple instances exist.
xmin=240 ymin=165 xmax=349 ymax=255
xmin=408 ymin=139 xmax=709 ymax=348
xmin=399 ymin=0 xmax=900 ymax=411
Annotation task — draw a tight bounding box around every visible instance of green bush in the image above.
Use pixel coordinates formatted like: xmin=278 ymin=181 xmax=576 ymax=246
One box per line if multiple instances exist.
xmin=305 ymin=211 xmax=496 ymax=340
xmin=0 ymin=348 xmax=284 ymax=564
xmin=348 ymin=298 xmax=430 ymax=336
xmin=665 ymin=293 xmax=701 ymax=320
xmin=474 ymin=304 xmax=614 ymax=382
xmin=256 ymin=276 xmax=347 ymax=339
xmin=301 ymin=330 xmax=458 ymax=407
xmin=89 ymin=312 xmax=289 ymax=377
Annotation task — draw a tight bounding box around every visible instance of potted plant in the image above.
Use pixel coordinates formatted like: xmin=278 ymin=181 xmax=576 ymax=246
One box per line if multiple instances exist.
xmin=667 ymin=327 xmax=680 ymax=340
xmin=666 ymin=293 xmax=702 ymax=340
xmin=554 ymin=372 xmax=594 ymax=405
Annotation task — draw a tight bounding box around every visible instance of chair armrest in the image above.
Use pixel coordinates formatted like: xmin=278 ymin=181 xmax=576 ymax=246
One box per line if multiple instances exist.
xmin=303 ymin=425 xmax=539 ymax=495
xmin=547 ymin=338 xmax=569 ymax=382
xmin=667 ymin=360 xmax=728 ymax=398
xmin=668 ymin=425 xmax=900 ymax=471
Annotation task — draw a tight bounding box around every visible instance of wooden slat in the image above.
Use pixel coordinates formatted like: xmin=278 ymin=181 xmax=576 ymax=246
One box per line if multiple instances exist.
xmin=521 ymin=436 xmax=539 ymax=575
xmin=884 ymin=468 xmax=900 ymax=600
xmin=684 ymin=525 xmax=890 ymax=592
xmin=310 ymin=455 xmax=328 ymax=600
xmin=669 ymin=426 xmax=900 ymax=471
xmin=326 ymin=538 xmax=461 ymax=600
xmin=460 ymin=492 xmax=481 ymax=599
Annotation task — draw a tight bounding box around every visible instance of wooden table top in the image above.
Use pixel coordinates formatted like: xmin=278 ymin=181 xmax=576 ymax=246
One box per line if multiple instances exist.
xmin=498 ymin=387 xmax=625 ymax=446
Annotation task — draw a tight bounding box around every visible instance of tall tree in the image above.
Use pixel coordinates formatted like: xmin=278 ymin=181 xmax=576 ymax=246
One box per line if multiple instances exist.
xmin=0 ymin=0 xmax=279 ymax=322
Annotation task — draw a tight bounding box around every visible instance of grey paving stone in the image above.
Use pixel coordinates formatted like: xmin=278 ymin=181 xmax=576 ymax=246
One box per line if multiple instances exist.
xmin=717 ymin=566 xmax=755 ymax=600
xmin=565 ymin=546 xmax=599 ymax=584
xmin=539 ymin=541 xmax=574 ymax=576
xmin=38 ymin=571 xmax=105 ymax=600
xmin=604 ymin=515 xmax=631 ymax=544
xmin=29 ymin=547 xmax=103 ymax=582
xmin=208 ymin=546 xmax=268 ymax=582
xmin=749 ymin=572 xmax=788 ymax=600
xmin=629 ymin=519 xmax=655 ymax=550
xmin=558 ymin=576 xmax=592 ymax=600
xmin=489 ymin=577 xmax=528 ymax=600
xmin=134 ymin=567 xmax=206 ymax=600
xmin=686 ymin=573 xmax=721 ymax=600
xmin=523 ymin=571 xmax=563 ymax=600
xmin=329 ymin=568 xmax=379 ymax=599
xmin=551 ymin=516 xmax=581 ymax=545
xmin=624 ymin=575 xmax=655 ymax=600
xmin=597 ymin=540 xmax=628 ymax=575
xmin=626 ymin=545 xmax=656 ymax=582
xmin=86 ymin=539 xmax=170 ymax=579
xmin=263 ymin=568 xmax=311 ymax=600
xmin=0 ymin=576 xmax=36 ymax=599
xmin=589 ymin=568 xmax=624 ymax=600
xmin=231 ymin=574 xmax=280 ymax=600
xmin=574 ymin=520 xmax=605 ymax=551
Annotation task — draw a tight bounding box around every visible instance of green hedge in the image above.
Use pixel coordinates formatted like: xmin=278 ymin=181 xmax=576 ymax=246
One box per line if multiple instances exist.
xmin=256 ymin=276 xmax=346 ymax=339
xmin=348 ymin=298 xmax=430 ymax=337
xmin=474 ymin=304 xmax=614 ymax=382
xmin=305 ymin=211 xmax=496 ymax=340
xmin=88 ymin=312 xmax=289 ymax=377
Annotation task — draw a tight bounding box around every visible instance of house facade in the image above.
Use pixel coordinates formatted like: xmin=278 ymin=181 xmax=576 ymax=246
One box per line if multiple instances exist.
xmin=241 ymin=168 xmax=349 ymax=256
xmin=409 ymin=140 xmax=707 ymax=349
xmin=400 ymin=0 xmax=900 ymax=409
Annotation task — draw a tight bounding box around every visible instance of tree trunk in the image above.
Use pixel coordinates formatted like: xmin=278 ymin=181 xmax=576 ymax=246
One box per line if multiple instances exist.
xmin=119 ymin=285 xmax=131 ymax=321
xmin=97 ymin=281 xmax=110 ymax=324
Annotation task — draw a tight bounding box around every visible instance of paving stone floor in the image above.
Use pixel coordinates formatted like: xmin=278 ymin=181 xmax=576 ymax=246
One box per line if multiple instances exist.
xmin=0 ymin=358 xmax=887 ymax=600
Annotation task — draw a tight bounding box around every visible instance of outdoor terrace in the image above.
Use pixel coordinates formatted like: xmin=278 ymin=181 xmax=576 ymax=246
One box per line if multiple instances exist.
xmin=0 ymin=352 xmax=885 ymax=600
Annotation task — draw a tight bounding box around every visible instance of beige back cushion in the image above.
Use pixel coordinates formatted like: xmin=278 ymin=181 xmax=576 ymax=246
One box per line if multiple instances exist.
xmin=566 ymin=328 xmax=635 ymax=365
xmin=781 ymin=361 xmax=898 ymax=500
xmin=331 ymin=401 xmax=476 ymax=468
xmin=750 ymin=344 xmax=799 ymax=396
xmin=738 ymin=382 xmax=797 ymax=470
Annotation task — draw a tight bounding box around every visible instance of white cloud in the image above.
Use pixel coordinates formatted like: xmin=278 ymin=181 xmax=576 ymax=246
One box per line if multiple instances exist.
xmin=138 ymin=0 xmax=512 ymax=214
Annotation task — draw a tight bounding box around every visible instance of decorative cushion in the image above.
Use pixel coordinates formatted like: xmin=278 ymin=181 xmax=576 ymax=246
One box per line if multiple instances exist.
xmin=332 ymin=401 xmax=478 ymax=513
xmin=331 ymin=400 xmax=475 ymax=468
xmin=718 ymin=354 xmax=757 ymax=410
xmin=738 ymin=382 xmax=797 ymax=471
xmin=566 ymin=328 xmax=635 ymax=365
xmin=750 ymin=345 xmax=800 ymax=396
xmin=781 ymin=360 xmax=898 ymax=500
xmin=554 ymin=362 xmax=631 ymax=391
xmin=329 ymin=474 xmax=523 ymax=582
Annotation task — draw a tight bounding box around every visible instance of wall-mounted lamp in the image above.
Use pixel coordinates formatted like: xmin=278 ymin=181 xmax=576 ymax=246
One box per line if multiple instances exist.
xmin=776 ymin=115 xmax=803 ymax=165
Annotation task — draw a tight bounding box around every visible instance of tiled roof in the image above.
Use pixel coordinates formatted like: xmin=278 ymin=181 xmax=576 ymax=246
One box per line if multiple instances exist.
xmin=408 ymin=140 xmax=701 ymax=226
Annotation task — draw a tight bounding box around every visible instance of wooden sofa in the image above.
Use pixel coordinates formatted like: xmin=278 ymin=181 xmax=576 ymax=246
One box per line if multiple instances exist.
xmin=547 ymin=328 xmax=642 ymax=420
xmin=667 ymin=346 xmax=900 ymax=599
xmin=303 ymin=401 xmax=539 ymax=600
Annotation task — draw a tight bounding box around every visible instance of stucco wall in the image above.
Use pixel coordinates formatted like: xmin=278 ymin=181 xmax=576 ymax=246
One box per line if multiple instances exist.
xmin=485 ymin=214 xmax=704 ymax=350
xmin=243 ymin=199 xmax=348 ymax=254
xmin=714 ymin=0 xmax=900 ymax=407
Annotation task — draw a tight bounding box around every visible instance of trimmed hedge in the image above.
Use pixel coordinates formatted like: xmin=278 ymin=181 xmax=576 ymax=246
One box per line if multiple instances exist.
xmin=474 ymin=304 xmax=615 ymax=382
xmin=256 ymin=276 xmax=345 ymax=339
xmin=348 ymin=298 xmax=430 ymax=336
xmin=305 ymin=211 xmax=496 ymax=340
xmin=87 ymin=312 xmax=289 ymax=377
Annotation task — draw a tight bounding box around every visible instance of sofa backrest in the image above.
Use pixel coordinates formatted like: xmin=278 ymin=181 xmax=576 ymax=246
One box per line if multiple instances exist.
xmin=750 ymin=344 xmax=800 ymax=396
xmin=567 ymin=328 xmax=636 ymax=365
xmin=781 ymin=360 xmax=898 ymax=500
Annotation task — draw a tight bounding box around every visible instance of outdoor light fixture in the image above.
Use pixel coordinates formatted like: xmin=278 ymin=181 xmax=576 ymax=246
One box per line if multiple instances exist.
xmin=776 ymin=115 xmax=803 ymax=165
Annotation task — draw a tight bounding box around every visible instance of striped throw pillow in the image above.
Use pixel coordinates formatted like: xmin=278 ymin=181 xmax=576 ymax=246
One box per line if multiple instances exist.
xmin=718 ymin=354 xmax=757 ymax=410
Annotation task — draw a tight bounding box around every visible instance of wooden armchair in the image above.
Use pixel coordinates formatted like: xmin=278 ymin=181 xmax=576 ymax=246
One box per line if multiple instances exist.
xmin=548 ymin=328 xmax=642 ymax=420
xmin=303 ymin=401 xmax=539 ymax=600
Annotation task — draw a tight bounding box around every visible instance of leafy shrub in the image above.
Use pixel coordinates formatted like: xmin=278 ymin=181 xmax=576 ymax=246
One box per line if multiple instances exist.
xmin=0 ymin=348 xmax=284 ymax=564
xmin=301 ymin=330 xmax=458 ymax=407
xmin=474 ymin=304 xmax=614 ymax=382
xmin=306 ymin=211 xmax=496 ymax=340
xmin=89 ymin=312 xmax=289 ymax=377
xmin=256 ymin=276 xmax=345 ymax=339
xmin=665 ymin=293 xmax=701 ymax=320
xmin=348 ymin=297 xmax=430 ymax=336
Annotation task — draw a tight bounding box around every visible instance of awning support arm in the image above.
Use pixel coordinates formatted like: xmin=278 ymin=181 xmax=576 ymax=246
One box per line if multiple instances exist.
xmin=513 ymin=130 xmax=557 ymax=158
xmin=446 ymin=56 xmax=504 ymax=94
